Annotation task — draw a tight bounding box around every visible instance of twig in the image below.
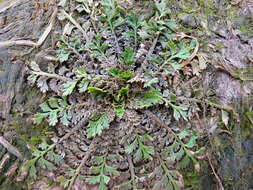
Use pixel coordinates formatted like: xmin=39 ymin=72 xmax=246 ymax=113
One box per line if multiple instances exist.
xmin=0 ymin=40 xmax=37 ymax=48
xmin=5 ymin=161 xmax=19 ymax=177
xmin=36 ymin=7 xmax=58 ymax=47
xmin=0 ymin=136 xmax=23 ymax=159
xmin=127 ymin=154 xmax=137 ymax=190
xmin=0 ymin=7 xmax=58 ymax=48
xmin=0 ymin=154 xmax=10 ymax=171
xmin=206 ymin=153 xmax=224 ymax=190
xmin=19 ymin=47 xmax=35 ymax=57
xmin=0 ymin=22 xmax=20 ymax=34
xmin=176 ymin=32 xmax=199 ymax=69
xmin=60 ymin=9 xmax=88 ymax=42
xmin=16 ymin=160 xmax=28 ymax=182
xmin=67 ymin=139 xmax=96 ymax=190
xmin=0 ymin=0 xmax=28 ymax=14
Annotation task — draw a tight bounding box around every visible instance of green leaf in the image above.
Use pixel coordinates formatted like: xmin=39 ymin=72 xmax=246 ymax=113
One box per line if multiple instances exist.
xmin=178 ymin=128 xmax=189 ymax=140
xmin=87 ymin=114 xmax=110 ymax=138
xmin=39 ymin=141 xmax=48 ymax=150
xmin=114 ymin=104 xmax=125 ymax=119
xmin=155 ymin=0 xmax=171 ymax=18
xmin=29 ymin=164 xmax=37 ymax=178
xmin=108 ymin=68 xmax=132 ymax=80
xmin=185 ymin=131 xmax=197 ymax=148
xmin=89 ymin=35 xmax=108 ymax=59
xmin=144 ymin=78 xmax=159 ymax=88
xmin=49 ymin=110 xmax=58 ymax=126
xmin=34 ymin=112 xmax=49 ymax=124
xmin=138 ymin=87 xmax=163 ymax=108
xmin=59 ymin=176 xmax=71 ymax=188
xmin=92 ymin=50 xmax=102 ymax=57
xmin=62 ymin=81 xmax=77 ymax=96
xmin=40 ymin=102 xmax=51 ymax=112
xmin=78 ymin=79 xmax=90 ymax=93
xmin=157 ymin=20 xmax=177 ymax=31
xmin=38 ymin=157 xmax=56 ymax=170
xmin=163 ymin=140 xmax=180 ymax=156
xmin=108 ymin=68 xmax=118 ymax=77
xmin=101 ymin=43 xmax=109 ymax=52
xmin=126 ymin=13 xmax=143 ymax=30
xmin=76 ymin=67 xmax=86 ymax=78
xmin=148 ymin=55 xmax=162 ymax=65
xmin=105 ymin=165 xmax=119 ymax=176
xmin=92 ymin=165 xmax=102 ymax=174
xmin=60 ymin=109 xmax=70 ymax=126
xmin=58 ymin=52 xmax=71 ymax=63
xmin=142 ymin=145 xmax=154 ymax=160
xmin=118 ymin=71 xmax=132 ymax=80
xmin=94 ymin=156 xmax=104 ymax=164
xmin=172 ymin=147 xmax=185 ymax=161
xmin=120 ymin=47 xmax=135 ymax=65
xmin=113 ymin=17 xmax=124 ymax=29
xmin=134 ymin=148 xmax=143 ymax=162
xmin=48 ymin=151 xmax=64 ymax=165
xmin=88 ymin=175 xmax=101 ymax=184
xmin=125 ymin=139 xmax=137 ymax=154
xmin=177 ymin=155 xmax=190 ymax=169
xmin=140 ymin=134 xmax=153 ymax=142
xmin=115 ymin=87 xmax=128 ymax=102
xmin=98 ymin=182 xmax=108 ymax=190
xmin=222 ymin=110 xmax=229 ymax=126
xmin=167 ymin=41 xmax=177 ymax=55
xmin=88 ymin=87 xmax=107 ymax=100
xmin=48 ymin=98 xmax=60 ymax=108
xmin=123 ymin=30 xmax=135 ymax=38
xmin=169 ymin=46 xmax=190 ymax=60
xmin=168 ymin=62 xmax=182 ymax=71
xmin=26 ymin=159 xmax=37 ymax=178
xmin=126 ymin=13 xmax=143 ymax=46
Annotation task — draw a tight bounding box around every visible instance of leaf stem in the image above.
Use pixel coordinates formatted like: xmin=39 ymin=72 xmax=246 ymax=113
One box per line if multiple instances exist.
xmin=30 ymin=70 xmax=71 ymax=82
xmin=143 ymin=32 xmax=160 ymax=67
xmin=109 ymin=22 xmax=121 ymax=56
xmin=67 ymin=140 xmax=96 ymax=190
xmin=156 ymin=150 xmax=178 ymax=189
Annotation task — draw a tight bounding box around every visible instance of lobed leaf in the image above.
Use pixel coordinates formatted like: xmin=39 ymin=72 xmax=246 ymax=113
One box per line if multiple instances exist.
xmin=62 ymin=81 xmax=77 ymax=96
xmin=87 ymin=114 xmax=110 ymax=138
